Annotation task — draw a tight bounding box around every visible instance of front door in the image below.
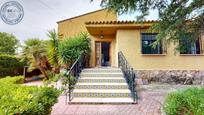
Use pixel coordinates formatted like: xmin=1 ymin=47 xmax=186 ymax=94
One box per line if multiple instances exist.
xmin=95 ymin=42 xmax=111 ymax=67
xmin=95 ymin=42 xmax=101 ymax=67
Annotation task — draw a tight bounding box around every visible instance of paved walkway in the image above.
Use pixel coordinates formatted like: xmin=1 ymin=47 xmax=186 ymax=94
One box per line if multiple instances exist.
xmin=23 ymin=81 xmax=198 ymax=115
xmin=51 ymin=90 xmax=164 ymax=115
xmin=23 ymin=80 xmax=43 ymax=87
xmin=52 ymin=84 xmax=197 ymax=115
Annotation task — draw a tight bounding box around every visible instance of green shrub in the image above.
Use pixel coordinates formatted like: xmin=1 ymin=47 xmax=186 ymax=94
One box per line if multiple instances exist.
xmin=0 ymin=76 xmax=60 ymax=115
xmin=0 ymin=55 xmax=25 ymax=77
xmin=0 ymin=75 xmax=24 ymax=84
xmin=44 ymin=71 xmax=64 ymax=84
xmin=58 ymin=32 xmax=91 ymax=65
xmin=52 ymin=73 xmax=64 ymax=82
xmin=163 ymin=87 xmax=204 ymax=115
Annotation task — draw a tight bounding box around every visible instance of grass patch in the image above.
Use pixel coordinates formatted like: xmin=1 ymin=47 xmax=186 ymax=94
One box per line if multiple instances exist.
xmin=163 ymin=87 xmax=204 ymax=115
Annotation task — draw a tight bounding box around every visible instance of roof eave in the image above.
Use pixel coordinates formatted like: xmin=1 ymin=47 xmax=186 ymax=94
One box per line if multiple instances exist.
xmin=85 ymin=20 xmax=159 ymax=25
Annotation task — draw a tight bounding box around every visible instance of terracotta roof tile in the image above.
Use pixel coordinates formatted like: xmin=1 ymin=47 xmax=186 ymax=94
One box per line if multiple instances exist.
xmin=85 ymin=20 xmax=159 ymax=25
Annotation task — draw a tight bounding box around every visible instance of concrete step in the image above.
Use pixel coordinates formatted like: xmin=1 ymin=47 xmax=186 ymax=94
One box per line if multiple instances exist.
xmin=73 ymin=89 xmax=131 ymax=98
xmin=80 ymin=73 xmax=123 ymax=77
xmin=73 ymin=89 xmax=131 ymax=97
xmin=73 ymin=93 xmax=131 ymax=98
xmin=70 ymin=98 xmax=134 ymax=104
xmin=78 ymin=77 xmax=126 ymax=83
xmin=70 ymin=68 xmax=134 ymax=104
xmin=73 ymin=89 xmax=131 ymax=93
xmin=82 ymin=68 xmax=122 ymax=73
xmin=80 ymin=77 xmax=125 ymax=79
xmin=75 ymin=83 xmax=128 ymax=89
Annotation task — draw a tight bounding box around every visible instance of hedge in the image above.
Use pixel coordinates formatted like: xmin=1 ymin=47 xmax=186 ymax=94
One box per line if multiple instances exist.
xmin=0 ymin=76 xmax=60 ymax=115
xmin=0 ymin=76 xmax=24 ymax=84
xmin=163 ymin=87 xmax=204 ymax=115
xmin=0 ymin=55 xmax=25 ymax=77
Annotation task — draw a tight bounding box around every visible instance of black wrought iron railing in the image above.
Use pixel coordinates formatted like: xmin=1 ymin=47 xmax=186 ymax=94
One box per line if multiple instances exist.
xmin=118 ymin=51 xmax=137 ymax=103
xmin=65 ymin=54 xmax=84 ymax=104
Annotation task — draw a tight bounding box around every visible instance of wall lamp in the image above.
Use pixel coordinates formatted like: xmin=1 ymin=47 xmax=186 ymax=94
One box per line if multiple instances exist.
xmin=99 ymin=31 xmax=104 ymax=39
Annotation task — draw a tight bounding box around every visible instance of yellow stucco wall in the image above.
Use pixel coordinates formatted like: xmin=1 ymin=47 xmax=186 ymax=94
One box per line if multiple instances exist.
xmin=58 ymin=9 xmax=117 ymax=38
xmin=116 ymin=29 xmax=204 ymax=70
xmin=57 ymin=9 xmax=204 ymax=70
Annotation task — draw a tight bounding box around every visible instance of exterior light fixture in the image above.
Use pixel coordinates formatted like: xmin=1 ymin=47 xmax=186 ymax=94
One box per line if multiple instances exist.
xmin=99 ymin=31 xmax=104 ymax=39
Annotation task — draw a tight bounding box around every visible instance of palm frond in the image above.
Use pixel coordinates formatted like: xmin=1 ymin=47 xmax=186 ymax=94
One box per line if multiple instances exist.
xmin=47 ymin=29 xmax=60 ymax=67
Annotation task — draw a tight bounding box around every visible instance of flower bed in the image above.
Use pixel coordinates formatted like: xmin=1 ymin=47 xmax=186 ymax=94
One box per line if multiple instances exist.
xmin=0 ymin=76 xmax=60 ymax=115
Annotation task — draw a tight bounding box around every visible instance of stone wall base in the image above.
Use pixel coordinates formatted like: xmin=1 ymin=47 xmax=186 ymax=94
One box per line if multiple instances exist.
xmin=135 ymin=70 xmax=204 ymax=85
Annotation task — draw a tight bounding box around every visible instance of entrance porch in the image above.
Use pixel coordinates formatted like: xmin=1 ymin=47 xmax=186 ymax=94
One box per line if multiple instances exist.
xmin=85 ymin=21 xmax=152 ymax=68
xmin=86 ymin=24 xmax=118 ymax=67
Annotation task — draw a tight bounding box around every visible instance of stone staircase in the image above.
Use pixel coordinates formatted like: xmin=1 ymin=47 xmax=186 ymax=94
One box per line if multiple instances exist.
xmin=71 ymin=68 xmax=134 ymax=104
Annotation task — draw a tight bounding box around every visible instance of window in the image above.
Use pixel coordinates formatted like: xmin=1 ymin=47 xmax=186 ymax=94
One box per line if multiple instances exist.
xmin=180 ymin=35 xmax=201 ymax=54
xmin=141 ymin=33 xmax=163 ymax=54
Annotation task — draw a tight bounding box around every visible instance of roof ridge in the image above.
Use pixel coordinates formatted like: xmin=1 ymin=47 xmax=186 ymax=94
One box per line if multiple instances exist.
xmin=57 ymin=8 xmax=107 ymax=23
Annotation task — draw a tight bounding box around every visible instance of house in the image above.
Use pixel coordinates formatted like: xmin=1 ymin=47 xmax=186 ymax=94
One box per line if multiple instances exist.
xmin=58 ymin=9 xmax=204 ymax=84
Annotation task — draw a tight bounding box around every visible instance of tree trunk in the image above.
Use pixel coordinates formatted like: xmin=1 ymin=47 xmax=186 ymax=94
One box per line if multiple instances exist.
xmin=33 ymin=53 xmax=49 ymax=79
xmin=38 ymin=65 xmax=49 ymax=79
xmin=54 ymin=66 xmax=60 ymax=74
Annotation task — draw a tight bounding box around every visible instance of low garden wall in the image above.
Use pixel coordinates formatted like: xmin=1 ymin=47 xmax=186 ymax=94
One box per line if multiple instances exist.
xmin=135 ymin=70 xmax=204 ymax=85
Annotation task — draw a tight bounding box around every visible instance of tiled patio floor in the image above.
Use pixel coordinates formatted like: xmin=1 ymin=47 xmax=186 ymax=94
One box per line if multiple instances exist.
xmin=51 ymin=84 xmax=183 ymax=115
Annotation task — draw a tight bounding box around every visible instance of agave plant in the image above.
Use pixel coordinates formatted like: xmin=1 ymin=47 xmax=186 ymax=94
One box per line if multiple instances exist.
xmin=21 ymin=38 xmax=51 ymax=79
xmin=47 ymin=30 xmax=60 ymax=73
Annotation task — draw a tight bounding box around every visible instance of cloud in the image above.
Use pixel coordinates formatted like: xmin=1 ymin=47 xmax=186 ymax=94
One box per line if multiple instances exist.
xmin=0 ymin=0 xmax=102 ymax=42
xmin=0 ymin=0 xmax=158 ymax=43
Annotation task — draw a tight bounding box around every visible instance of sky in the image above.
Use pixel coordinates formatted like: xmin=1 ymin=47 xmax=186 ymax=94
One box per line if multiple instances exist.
xmin=0 ymin=0 xmax=158 ymax=43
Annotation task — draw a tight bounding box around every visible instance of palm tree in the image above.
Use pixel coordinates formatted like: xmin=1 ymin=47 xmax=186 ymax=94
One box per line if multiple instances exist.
xmin=22 ymin=38 xmax=51 ymax=79
xmin=47 ymin=30 xmax=60 ymax=73
xmin=58 ymin=32 xmax=91 ymax=67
